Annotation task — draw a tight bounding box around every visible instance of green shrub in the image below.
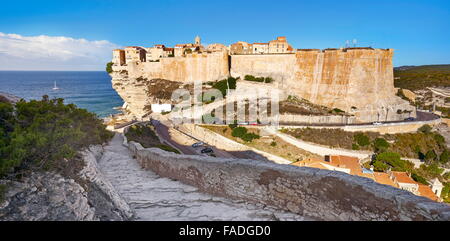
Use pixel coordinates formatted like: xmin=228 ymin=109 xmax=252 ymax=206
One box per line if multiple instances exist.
xmin=241 ymin=132 xmax=260 ymax=142
xmin=425 ymin=150 xmax=437 ymax=162
xmin=354 ymin=133 xmax=370 ymax=147
xmin=106 ymin=62 xmax=113 ymax=73
xmin=270 ymin=141 xmax=277 ymax=147
xmin=212 ymin=77 xmax=237 ymax=97
xmin=352 ymin=143 xmax=360 ymax=150
xmin=440 ymin=150 xmax=449 ymax=164
xmin=374 ymin=138 xmax=390 ymax=152
xmin=418 ymin=124 xmax=432 ymax=134
xmin=231 ymin=127 xmax=247 ymax=138
xmin=264 ymin=77 xmax=274 ymax=83
xmin=419 ymin=163 xmax=444 ymax=178
xmin=411 ymin=173 xmax=429 ymax=185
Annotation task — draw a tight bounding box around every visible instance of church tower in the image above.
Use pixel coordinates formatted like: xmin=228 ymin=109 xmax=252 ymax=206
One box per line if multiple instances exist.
xmin=195 ymin=35 xmax=201 ymax=45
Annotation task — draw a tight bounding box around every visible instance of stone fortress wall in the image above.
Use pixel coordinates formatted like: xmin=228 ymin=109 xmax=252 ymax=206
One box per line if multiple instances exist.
xmin=113 ymin=51 xmax=229 ymax=83
xmin=123 ymin=134 xmax=450 ymax=221
xmin=111 ymin=46 xmax=415 ymax=123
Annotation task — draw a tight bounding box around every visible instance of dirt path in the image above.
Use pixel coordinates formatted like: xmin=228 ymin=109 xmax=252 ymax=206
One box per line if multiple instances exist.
xmin=98 ymin=133 xmax=312 ymax=221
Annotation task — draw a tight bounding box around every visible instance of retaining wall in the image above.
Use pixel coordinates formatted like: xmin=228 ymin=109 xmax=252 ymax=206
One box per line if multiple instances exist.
xmin=124 ymin=138 xmax=450 ymax=221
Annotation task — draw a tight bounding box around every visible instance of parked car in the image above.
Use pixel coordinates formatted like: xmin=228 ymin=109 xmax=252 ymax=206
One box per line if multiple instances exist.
xmin=191 ymin=142 xmax=205 ymax=148
xmin=404 ymin=117 xmax=416 ymax=121
xmin=201 ymin=147 xmax=214 ymax=154
xmin=249 ymin=121 xmax=258 ymax=126
xmin=237 ymin=122 xmax=249 ymax=125
xmin=372 ymin=122 xmax=382 ymax=126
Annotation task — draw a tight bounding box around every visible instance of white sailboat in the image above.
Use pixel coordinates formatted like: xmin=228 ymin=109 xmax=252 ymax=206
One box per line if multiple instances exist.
xmin=52 ymin=81 xmax=60 ymax=90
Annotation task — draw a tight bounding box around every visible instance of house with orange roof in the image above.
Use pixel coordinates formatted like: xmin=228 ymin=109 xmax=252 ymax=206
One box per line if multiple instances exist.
xmin=418 ymin=184 xmax=440 ymax=202
xmin=292 ymin=156 xmax=362 ymax=176
xmin=373 ymin=172 xmax=398 ymax=188
xmin=389 ymin=171 xmax=419 ymax=195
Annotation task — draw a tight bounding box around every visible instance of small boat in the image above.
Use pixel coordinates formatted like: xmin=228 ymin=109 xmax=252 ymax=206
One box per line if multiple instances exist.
xmin=52 ymin=81 xmax=60 ymax=90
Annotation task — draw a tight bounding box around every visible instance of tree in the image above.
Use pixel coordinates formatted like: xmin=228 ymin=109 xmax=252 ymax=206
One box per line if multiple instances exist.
xmin=231 ymin=127 xmax=247 ymax=138
xmin=0 ymin=96 xmax=113 ymax=177
xmin=411 ymin=173 xmax=428 ymax=185
xmin=371 ymin=152 xmax=413 ymax=172
xmin=374 ymin=138 xmax=389 ymax=152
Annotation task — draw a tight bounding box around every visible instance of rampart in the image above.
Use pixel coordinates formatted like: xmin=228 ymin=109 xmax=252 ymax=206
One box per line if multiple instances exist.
xmin=113 ymin=51 xmax=229 ymax=83
xmin=123 ymin=134 xmax=450 ymax=221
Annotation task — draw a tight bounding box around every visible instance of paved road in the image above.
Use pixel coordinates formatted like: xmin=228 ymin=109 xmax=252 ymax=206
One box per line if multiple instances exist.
xmin=98 ymin=133 xmax=312 ymax=221
xmin=152 ymin=120 xmax=198 ymax=155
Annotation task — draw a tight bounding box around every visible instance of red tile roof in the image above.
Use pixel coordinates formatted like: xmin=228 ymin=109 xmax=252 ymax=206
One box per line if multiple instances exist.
xmin=391 ymin=172 xmax=417 ymax=184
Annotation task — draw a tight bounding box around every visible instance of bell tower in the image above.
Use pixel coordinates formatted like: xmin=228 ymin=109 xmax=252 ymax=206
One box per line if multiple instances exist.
xmin=195 ymin=35 xmax=201 ymax=45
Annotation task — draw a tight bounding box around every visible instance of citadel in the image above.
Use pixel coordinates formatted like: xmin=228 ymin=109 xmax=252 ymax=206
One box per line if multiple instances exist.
xmin=110 ymin=36 xmax=414 ymax=123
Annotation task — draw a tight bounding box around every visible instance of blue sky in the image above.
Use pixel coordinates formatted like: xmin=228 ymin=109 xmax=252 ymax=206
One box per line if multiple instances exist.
xmin=0 ymin=0 xmax=449 ymax=70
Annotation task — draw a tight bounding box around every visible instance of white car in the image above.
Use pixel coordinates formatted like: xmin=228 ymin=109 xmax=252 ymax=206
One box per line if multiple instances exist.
xmin=191 ymin=142 xmax=205 ymax=148
xmin=372 ymin=122 xmax=382 ymax=126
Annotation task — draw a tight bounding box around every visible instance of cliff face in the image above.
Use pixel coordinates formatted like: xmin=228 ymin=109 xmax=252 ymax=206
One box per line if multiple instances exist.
xmin=231 ymin=49 xmax=415 ymax=122
xmin=0 ymin=146 xmax=133 ymax=221
xmin=111 ymin=49 xmax=414 ymax=122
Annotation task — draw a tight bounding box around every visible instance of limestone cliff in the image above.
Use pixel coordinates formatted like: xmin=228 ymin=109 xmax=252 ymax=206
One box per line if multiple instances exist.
xmin=0 ymin=146 xmax=133 ymax=221
xmin=231 ymin=49 xmax=415 ymax=122
xmin=110 ymin=48 xmax=415 ymax=122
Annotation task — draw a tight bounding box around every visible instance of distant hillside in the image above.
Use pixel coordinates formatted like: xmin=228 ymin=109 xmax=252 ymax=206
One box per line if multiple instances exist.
xmin=394 ymin=65 xmax=450 ymax=90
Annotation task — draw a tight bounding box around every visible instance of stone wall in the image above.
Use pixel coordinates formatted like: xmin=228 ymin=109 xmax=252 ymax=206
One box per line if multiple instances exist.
xmin=277 ymin=114 xmax=357 ymax=125
xmin=126 ymin=140 xmax=450 ymax=221
xmin=113 ymin=51 xmax=229 ymax=83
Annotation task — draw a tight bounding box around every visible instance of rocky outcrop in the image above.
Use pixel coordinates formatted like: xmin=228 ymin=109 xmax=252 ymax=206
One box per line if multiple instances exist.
xmin=0 ymin=146 xmax=133 ymax=221
xmin=0 ymin=92 xmax=21 ymax=104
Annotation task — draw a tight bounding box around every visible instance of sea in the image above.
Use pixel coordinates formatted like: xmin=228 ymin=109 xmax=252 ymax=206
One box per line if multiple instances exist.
xmin=0 ymin=71 xmax=124 ymax=118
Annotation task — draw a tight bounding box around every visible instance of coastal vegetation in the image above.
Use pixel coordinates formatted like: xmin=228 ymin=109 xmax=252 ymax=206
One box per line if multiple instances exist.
xmin=0 ymin=95 xmax=113 ymax=179
xmin=106 ymin=62 xmax=113 ymax=74
xmin=125 ymin=124 xmax=180 ymax=154
xmin=394 ymin=65 xmax=450 ymax=90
